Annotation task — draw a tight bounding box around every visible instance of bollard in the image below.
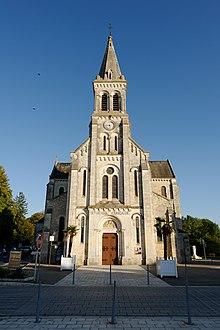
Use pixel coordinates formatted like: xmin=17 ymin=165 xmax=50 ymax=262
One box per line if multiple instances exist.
xmin=109 ymin=280 xmax=116 ymax=324
xmin=109 ymin=264 xmax=112 ymax=285
xmin=72 ymin=263 xmax=76 ymax=285
xmin=147 ymin=264 xmax=150 ymax=286
xmin=35 ymin=281 xmax=41 ymax=323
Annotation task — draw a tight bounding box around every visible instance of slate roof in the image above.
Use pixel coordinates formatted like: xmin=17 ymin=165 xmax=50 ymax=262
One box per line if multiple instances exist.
xmin=99 ymin=35 xmax=123 ymax=80
xmin=149 ymin=160 xmax=175 ymax=179
xmin=50 ymin=162 xmax=71 ymax=179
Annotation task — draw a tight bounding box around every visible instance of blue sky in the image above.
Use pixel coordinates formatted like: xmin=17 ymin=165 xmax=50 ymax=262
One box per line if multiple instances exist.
xmin=0 ymin=0 xmax=219 ymax=225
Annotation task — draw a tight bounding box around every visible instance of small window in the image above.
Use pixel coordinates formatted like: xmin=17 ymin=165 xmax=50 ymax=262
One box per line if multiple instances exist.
xmin=81 ymin=216 xmax=85 ymax=243
xmin=59 ymin=187 xmax=64 ymax=195
xmin=134 ymin=170 xmax=138 ymax=197
xmin=107 ymin=167 xmax=114 ymax=174
xmin=114 ymin=136 xmax=118 ymax=151
xmin=136 ymin=216 xmax=140 ymax=244
xmin=161 ymin=186 xmax=167 ymax=197
xmin=103 ymin=136 xmax=107 ymax=151
xmin=112 ymin=175 xmax=118 ymax=199
xmin=102 ymin=94 xmax=108 ymax=111
xmin=82 ymin=170 xmax=86 ymax=196
xmin=102 ymin=175 xmax=108 ymax=198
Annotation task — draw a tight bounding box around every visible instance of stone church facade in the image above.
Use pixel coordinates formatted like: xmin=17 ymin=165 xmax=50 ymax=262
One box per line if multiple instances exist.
xmin=41 ymin=35 xmax=184 ymax=266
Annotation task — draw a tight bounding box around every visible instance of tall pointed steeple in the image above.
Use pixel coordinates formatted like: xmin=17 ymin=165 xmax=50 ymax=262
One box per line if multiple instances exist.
xmin=98 ymin=35 xmax=124 ymax=80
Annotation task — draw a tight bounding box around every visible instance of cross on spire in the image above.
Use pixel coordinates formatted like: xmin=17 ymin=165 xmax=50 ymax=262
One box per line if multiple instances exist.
xmin=108 ymin=23 xmax=112 ymax=36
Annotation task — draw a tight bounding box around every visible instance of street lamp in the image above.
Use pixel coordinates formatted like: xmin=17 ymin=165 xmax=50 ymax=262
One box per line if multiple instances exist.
xmin=183 ymin=236 xmax=192 ymax=325
xmin=199 ymin=238 xmax=206 ymax=260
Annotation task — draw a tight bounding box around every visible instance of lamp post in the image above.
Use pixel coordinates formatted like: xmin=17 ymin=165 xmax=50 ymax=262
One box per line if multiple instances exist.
xmin=183 ymin=236 xmax=192 ymax=325
xmin=200 ymin=238 xmax=206 ymax=260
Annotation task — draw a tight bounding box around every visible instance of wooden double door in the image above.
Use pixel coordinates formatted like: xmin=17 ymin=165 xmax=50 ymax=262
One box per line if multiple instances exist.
xmin=102 ymin=233 xmax=118 ymax=265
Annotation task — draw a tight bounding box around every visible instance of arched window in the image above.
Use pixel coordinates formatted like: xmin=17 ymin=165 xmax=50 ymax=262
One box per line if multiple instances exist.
xmin=112 ymin=175 xmax=118 ymax=199
xmin=59 ymin=187 xmax=64 ymax=195
xmin=103 ymin=136 xmax=107 ymax=151
xmin=102 ymin=94 xmax=108 ymax=111
xmin=136 ymin=216 xmax=140 ymax=244
xmin=102 ymin=175 xmax=108 ymax=198
xmin=113 ymin=93 xmax=119 ymax=111
xmin=114 ymin=136 xmax=118 ymax=151
xmin=134 ymin=170 xmax=138 ymax=197
xmin=81 ymin=216 xmax=85 ymax=243
xmin=161 ymin=186 xmax=167 ymax=197
xmin=58 ymin=217 xmax=65 ymax=241
xmin=82 ymin=170 xmax=86 ymax=196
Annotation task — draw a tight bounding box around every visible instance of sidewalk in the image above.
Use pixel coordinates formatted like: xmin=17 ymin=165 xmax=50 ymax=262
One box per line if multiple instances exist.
xmin=1 ymin=264 xmax=220 ymax=329
xmin=1 ymin=316 xmax=220 ymax=329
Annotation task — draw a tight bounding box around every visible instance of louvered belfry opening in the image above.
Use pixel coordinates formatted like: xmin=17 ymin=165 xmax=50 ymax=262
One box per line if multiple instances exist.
xmin=113 ymin=93 xmax=119 ymax=111
xmin=102 ymin=94 xmax=108 ymax=111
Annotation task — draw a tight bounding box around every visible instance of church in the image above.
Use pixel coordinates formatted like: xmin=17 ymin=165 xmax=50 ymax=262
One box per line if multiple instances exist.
xmin=41 ymin=35 xmax=184 ymax=266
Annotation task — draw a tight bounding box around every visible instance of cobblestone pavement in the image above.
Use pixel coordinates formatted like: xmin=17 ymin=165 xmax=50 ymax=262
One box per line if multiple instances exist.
xmin=1 ymin=265 xmax=220 ymax=329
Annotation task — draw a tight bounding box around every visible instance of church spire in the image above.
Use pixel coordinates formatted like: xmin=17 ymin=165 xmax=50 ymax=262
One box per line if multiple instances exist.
xmin=98 ymin=35 xmax=123 ymax=80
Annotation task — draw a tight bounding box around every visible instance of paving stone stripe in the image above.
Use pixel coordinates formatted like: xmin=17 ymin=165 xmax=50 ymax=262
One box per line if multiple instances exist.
xmin=0 ymin=316 xmax=220 ymax=329
xmin=56 ymin=265 xmax=170 ymax=287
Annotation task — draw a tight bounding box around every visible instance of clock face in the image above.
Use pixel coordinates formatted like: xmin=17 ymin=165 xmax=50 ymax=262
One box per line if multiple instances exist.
xmin=103 ymin=120 xmax=115 ymax=131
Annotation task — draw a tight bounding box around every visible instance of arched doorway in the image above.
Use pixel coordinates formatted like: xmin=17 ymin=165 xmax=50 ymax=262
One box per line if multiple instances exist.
xmin=102 ymin=219 xmax=119 ymax=265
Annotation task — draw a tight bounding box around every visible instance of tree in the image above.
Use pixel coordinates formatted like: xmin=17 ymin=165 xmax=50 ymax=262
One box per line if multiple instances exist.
xmin=64 ymin=225 xmax=79 ymax=257
xmin=183 ymin=215 xmax=220 ymax=257
xmin=13 ymin=192 xmax=30 ymax=245
xmin=13 ymin=192 xmax=28 ymax=219
xmin=26 ymin=212 xmax=44 ymax=224
xmin=0 ymin=166 xmax=13 ymax=213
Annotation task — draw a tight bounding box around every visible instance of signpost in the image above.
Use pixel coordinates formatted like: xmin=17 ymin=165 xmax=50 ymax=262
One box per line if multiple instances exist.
xmin=49 ymin=235 xmax=55 ymax=265
xmin=34 ymin=234 xmax=42 ymax=282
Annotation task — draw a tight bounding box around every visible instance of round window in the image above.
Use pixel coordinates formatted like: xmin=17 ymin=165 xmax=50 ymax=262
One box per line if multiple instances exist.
xmin=106 ymin=167 xmax=114 ymax=174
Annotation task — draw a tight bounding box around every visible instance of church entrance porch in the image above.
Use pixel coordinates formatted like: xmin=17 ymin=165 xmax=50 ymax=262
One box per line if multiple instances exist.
xmin=102 ymin=233 xmax=118 ymax=265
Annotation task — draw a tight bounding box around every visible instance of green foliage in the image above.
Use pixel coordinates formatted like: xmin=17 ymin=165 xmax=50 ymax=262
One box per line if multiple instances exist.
xmin=0 ymin=168 xmax=36 ymax=248
xmin=26 ymin=212 xmax=44 ymax=224
xmin=64 ymin=225 xmax=79 ymax=238
xmin=183 ymin=215 xmax=220 ymax=256
xmin=13 ymin=192 xmax=28 ymax=219
xmin=0 ymin=166 xmax=13 ymax=213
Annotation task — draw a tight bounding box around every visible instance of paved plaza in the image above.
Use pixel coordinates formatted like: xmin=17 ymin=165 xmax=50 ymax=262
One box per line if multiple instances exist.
xmin=0 ymin=264 xmax=220 ymax=329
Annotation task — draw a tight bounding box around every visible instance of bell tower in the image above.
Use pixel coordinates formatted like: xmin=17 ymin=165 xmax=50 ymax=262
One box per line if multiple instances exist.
xmin=93 ymin=35 xmax=127 ymax=114
xmin=89 ymin=35 xmax=131 ymax=205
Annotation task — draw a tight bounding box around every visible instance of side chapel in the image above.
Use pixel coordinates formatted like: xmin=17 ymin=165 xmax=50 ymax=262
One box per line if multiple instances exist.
xmin=41 ymin=35 xmax=185 ymax=265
